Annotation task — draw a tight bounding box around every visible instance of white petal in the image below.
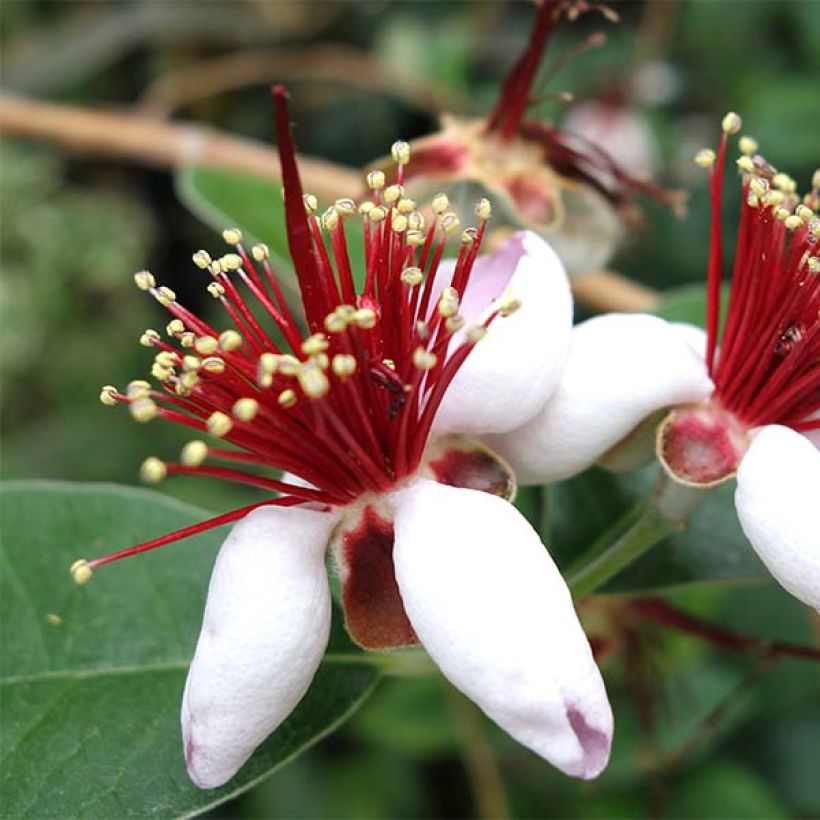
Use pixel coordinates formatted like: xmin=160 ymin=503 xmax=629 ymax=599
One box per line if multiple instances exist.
xmin=735 ymin=425 xmax=820 ymax=611
xmin=433 ymin=231 xmax=573 ymax=436
xmin=486 ymin=313 xmax=714 ymax=483
xmin=390 ymin=479 xmax=612 ymax=779
xmin=181 ymin=504 xmax=339 ymax=788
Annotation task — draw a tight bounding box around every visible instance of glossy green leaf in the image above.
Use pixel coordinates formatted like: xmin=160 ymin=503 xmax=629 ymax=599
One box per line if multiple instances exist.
xmin=0 ymin=481 xmax=379 ymax=818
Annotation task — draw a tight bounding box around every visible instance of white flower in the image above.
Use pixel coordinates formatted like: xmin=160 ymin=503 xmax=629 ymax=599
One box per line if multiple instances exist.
xmin=487 ymin=122 xmax=820 ymax=611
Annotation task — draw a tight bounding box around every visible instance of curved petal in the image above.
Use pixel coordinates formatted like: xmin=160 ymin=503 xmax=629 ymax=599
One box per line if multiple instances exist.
xmin=433 ymin=231 xmax=573 ymax=436
xmin=735 ymin=425 xmax=820 ymax=611
xmin=390 ymin=479 xmax=612 ymax=779
xmin=486 ymin=313 xmax=714 ymax=483
xmin=181 ymin=504 xmax=339 ymax=788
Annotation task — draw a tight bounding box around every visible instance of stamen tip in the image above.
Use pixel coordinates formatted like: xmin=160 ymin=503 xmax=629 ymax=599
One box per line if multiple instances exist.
xmin=70 ymin=559 xmax=93 ymax=586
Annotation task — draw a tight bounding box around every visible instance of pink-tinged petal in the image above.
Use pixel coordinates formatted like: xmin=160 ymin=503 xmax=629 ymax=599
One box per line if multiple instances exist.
xmin=487 ymin=313 xmax=714 ymax=483
xmin=735 ymin=425 xmax=820 ymax=611
xmin=390 ymin=479 xmax=612 ymax=779
xmin=433 ymin=231 xmax=573 ymax=437
xmin=181 ymin=504 xmax=338 ymax=788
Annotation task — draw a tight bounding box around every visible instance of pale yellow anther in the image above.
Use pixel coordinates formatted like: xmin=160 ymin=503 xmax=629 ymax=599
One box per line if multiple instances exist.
xmin=303 ymin=193 xmax=318 ymax=213
xmin=216 ymin=253 xmax=239 ymax=271
xmin=334 ymin=198 xmax=356 ymax=216
xmin=259 ymin=352 xmax=279 ymax=373
xmin=207 ymin=411 xmax=232 ymax=437
xmin=222 ymin=228 xmax=242 ymax=245
xmin=130 ymin=398 xmax=158 ymax=423
xmin=413 ymin=347 xmax=438 ymax=370
xmin=695 ymin=149 xmax=716 ymax=168
xmin=772 ymin=173 xmax=796 ymax=194
xmin=70 ymin=559 xmax=93 ymax=586
xmin=406 ymin=230 xmax=426 ymax=246
xmin=278 ymin=389 xmax=297 ymax=408
xmin=182 ymin=355 xmax=201 ymax=372
xmin=353 ymin=308 xmax=377 ymax=329
xmin=167 ymin=319 xmax=185 ymax=337
xmin=366 ymin=170 xmax=386 ymax=191
xmin=749 ymin=178 xmax=768 ymax=198
xmin=275 ymin=354 xmax=299 ymax=377
xmin=359 ymin=201 xmax=375 ymax=216
xmin=155 ymin=350 xmax=176 ymax=368
xmin=192 ymin=250 xmax=212 ymax=269
xmin=391 ymin=214 xmax=408 ymax=233
xmin=252 ymin=243 xmax=270 ymax=262
xmin=445 ymin=315 xmax=465 ymax=333
xmin=155 ymin=286 xmax=176 ymax=307
xmin=140 ymin=329 xmax=160 ymax=347
xmin=140 ymin=456 xmax=167 ymax=484
xmin=746 ymin=193 xmax=760 ymax=208
xmin=219 ymin=329 xmax=243 ymax=352
xmin=299 ymin=365 xmax=329 ymax=399
xmin=382 ymin=358 xmax=396 ymax=370
xmin=810 ymin=219 xmax=820 ymax=238
xmin=416 ymin=320 xmax=430 ymax=340
xmin=46 ymin=613 xmax=62 ymax=626
xmin=181 ymin=440 xmax=208 ymax=467
xmin=321 ymin=207 xmax=339 ymax=231
xmin=475 ymin=198 xmax=492 ymax=221
xmin=384 ymin=184 xmax=403 ymax=204
xmin=796 ymin=204 xmax=814 ymax=222
xmin=397 ymin=197 xmax=416 ymax=215
xmin=466 ymin=325 xmax=487 ymax=344
xmin=180 ymin=371 xmax=200 ymax=390
xmin=391 ymin=140 xmax=410 ymax=165
xmin=440 ymin=212 xmax=460 ymax=234
xmin=408 ymin=211 xmax=425 ymax=231
xmin=736 ymin=155 xmax=755 ymax=173
xmin=201 ymin=356 xmax=225 ymax=374
xmin=134 ymin=270 xmax=155 ymax=291
xmin=722 ymin=112 xmax=742 ymax=134
xmin=369 ymin=206 xmax=387 ymax=223
xmin=324 ymin=311 xmax=348 ymax=334
xmin=195 ymin=335 xmax=219 ymax=355
xmin=739 ymin=135 xmax=758 ymax=155
xmin=232 ymin=397 xmax=259 ymax=421
xmin=500 ymin=295 xmax=522 ymax=317
xmin=784 ymin=215 xmax=804 ymax=231
xmin=438 ymin=287 xmax=460 ymax=318
xmin=337 ymin=304 xmax=356 ymax=320
xmin=174 ymin=381 xmax=193 ymax=399
xmin=401 ymin=266 xmax=423 ymax=287
xmin=431 ymin=193 xmax=449 ymax=214
xmin=331 ymin=354 xmax=357 ymax=378
xmin=764 ymin=189 xmax=785 ymax=208
xmin=99 ymin=385 xmax=118 ymax=406
xmin=808 ymin=257 xmax=820 ymax=273
xmin=302 ymin=334 xmax=329 ymax=356
xmin=461 ymin=227 xmax=478 ymax=244
xmin=775 ymin=207 xmax=791 ymax=222
xmin=127 ymin=379 xmax=151 ymax=397
xmin=151 ymin=362 xmax=173 ymax=381
xmin=180 ymin=332 xmax=196 ymax=348
xmin=207 ymin=282 xmax=225 ymax=299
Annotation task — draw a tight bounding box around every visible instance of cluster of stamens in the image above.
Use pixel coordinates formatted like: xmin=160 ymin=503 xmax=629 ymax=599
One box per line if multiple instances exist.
xmin=73 ymin=91 xmax=517 ymax=584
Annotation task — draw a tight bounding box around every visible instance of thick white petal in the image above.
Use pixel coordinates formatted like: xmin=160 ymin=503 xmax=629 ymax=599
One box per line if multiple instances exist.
xmin=391 ymin=479 xmax=612 ymax=779
xmin=487 ymin=313 xmax=714 ymax=483
xmin=433 ymin=231 xmax=573 ymax=436
xmin=735 ymin=425 xmax=820 ymax=611
xmin=181 ymin=504 xmax=338 ymax=788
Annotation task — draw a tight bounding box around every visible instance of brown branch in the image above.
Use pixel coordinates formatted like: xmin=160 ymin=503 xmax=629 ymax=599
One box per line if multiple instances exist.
xmin=571 ymin=270 xmax=661 ymax=313
xmin=0 ymin=94 xmax=359 ymax=202
xmin=632 ymin=597 xmax=820 ymax=662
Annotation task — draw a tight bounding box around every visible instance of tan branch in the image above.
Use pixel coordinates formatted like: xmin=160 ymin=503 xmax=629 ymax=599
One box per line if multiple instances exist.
xmin=571 ymin=270 xmax=661 ymax=313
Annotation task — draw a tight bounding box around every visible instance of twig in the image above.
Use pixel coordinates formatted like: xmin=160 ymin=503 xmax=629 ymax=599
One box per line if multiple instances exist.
xmin=570 ymin=270 xmax=661 ymax=312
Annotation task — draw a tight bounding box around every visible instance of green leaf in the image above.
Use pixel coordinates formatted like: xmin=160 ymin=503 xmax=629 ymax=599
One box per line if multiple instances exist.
xmin=548 ymin=466 xmax=769 ymax=593
xmin=0 ymin=481 xmax=379 ymax=818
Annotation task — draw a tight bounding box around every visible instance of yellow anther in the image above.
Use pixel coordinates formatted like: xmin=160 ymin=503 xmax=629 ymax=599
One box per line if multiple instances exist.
xmin=335 ymin=198 xmax=356 ymax=216
xmin=259 ymin=352 xmax=279 ymax=373
xmin=46 ymin=613 xmax=62 ymax=626
xmin=369 ymin=206 xmax=387 ymax=223
xmin=500 ymin=295 xmax=522 ymax=317
xmin=812 ymin=169 xmax=820 ymax=190
xmin=278 ymin=354 xmax=301 ymax=376
xmin=431 ymin=193 xmax=449 ymax=214
xmin=384 ymin=184 xmax=403 ymax=204
xmin=182 ymin=355 xmax=201 ymax=372
xmin=127 ymin=379 xmax=151 ymax=397
xmin=332 ymin=354 xmax=357 ymax=378
xmin=746 ymin=193 xmax=760 ymax=209
xmin=232 ymin=397 xmax=259 ymax=421
xmin=382 ymin=358 xmax=396 ymax=370
xmin=133 ymin=270 xmax=155 ymax=291
xmin=207 ymin=282 xmax=225 ymax=299
xmin=303 ymin=193 xmax=318 ymax=213
xmin=438 ymin=287 xmax=460 ymax=318
xmin=298 ymin=365 xmax=330 ymax=399
xmin=413 ymin=347 xmax=438 ymax=370
xmin=209 ymin=259 xmax=223 ymax=276
xmin=201 ymin=356 xmax=225 ymax=374
xmin=391 ymin=140 xmax=411 ymax=165
xmin=408 ymin=211 xmax=425 ymax=230
xmin=218 ymin=329 xmax=243 ymax=352
xmin=278 ymin=388 xmax=297 ymax=408
xmin=416 ymin=320 xmax=430 ymax=340
xmin=302 ymin=334 xmax=329 ymax=356
xmin=140 ymin=456 xmax=167 ymax=484
xmin=155 ymin=350 xmax=176 ymax=368
xmin=181 ymin=440 xmax=208 ymax=467
xmin=252 ymin=243 xmax=270 ymax=262
xmin=366 ymin=170 xmax=386 ymax=190
xmin=222 ymin=227 xmax=242 ymax=245
xmin=749 ymin=178 xmax=768 ymax=198
xmin=397 ymin=197 xmax=416 ymax=214
xmin=722 ymin=112 xmax=742 ymax=134
xmin=195 ymin=336 xmax=219 ymax=355
xmin=130 ymin=398 xmax=158 ymax=423
xmin=401 ymin=266 xmax=423 ymax=287
xmin=180 ymin=332 xmax=195 ymax=348
xmin=180 ymin=371 xmax=200 ymax=390
xmin=321 ymin=207 xmax=339 ymax=231
xmin=739 ymin=135 xmax=758 ymax=155
xmin=764 ymin=189 xmax=785 ymax=208
xmin=466 ymin=325 xmax=487 ymax=344
xmin=337 ymin=304 xmax=356 ymax=320
xmin=796 ymin=204 xmax=814 ymax=222
xmin=207 ymin=411 xmax=232 ymax=437
xmin=445 ymin=315 xmax=465 ymax=333
xmin=773 ymin=173 xmax=796 ymax=194
xmin=695 ymin=149 xmax=716 ymax=168
xmin=775 ymin=207 xmax=791 ymax=222
xmin=324 ymin=311 xmax=348 ymax=334
xmin=155 ymin=286 xmax=176 ymax=307
xmin=140 ymin=329 xmax=160 ymax=347
xmin=808 ymin=257 xmax=820 ymax=274
xmin=220 ymin=253 xmax=242 ymax=271
xmin=391 ymin=214 xmax=408 ymax=233
xmin=461 ymin=227 xmax=478 ymax=244
xmin=475 ymin=198 xmax=492 ymax=220
xmin=784 ymin=215 xmax=804 ymax=231
xmin=151 ymin=362 xmax=173 ymax=381
xmin=353 ymin=308 xmax=377 ymax=329
xmin=359 ymin=201 xmax=374 ymax=216
xmin=406 ymin=230 xmax=426 ymax=246
xmin=440 ymin=212 xmax=460 ymax=234
xmin=736 ymin=155 xmax=755 ymax=173
xmin=810 ymin=219 xmax=820 ymax=238
xmin=99 ymin=385 xmax=118 ymax=406
xmin=166 ymin=318 xmax=185 ymax=337
xmin=192 ymin=250 xmax=212 ymax=269
xmin=70 ymin=559 xmax=93 ymax=586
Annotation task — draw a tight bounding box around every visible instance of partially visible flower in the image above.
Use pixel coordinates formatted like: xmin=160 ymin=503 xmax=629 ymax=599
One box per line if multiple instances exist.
xmin=376 ymin=0 xmax=680 ymax=276
xmin=75 ymin=88 xmax=612 ymax=788
xmin=488 ymin=114 xmax=820 ymax=610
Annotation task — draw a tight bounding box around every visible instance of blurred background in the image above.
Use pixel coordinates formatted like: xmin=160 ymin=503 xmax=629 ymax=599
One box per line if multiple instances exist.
xmin=2 ymin=1 xmax=819 ymax=817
